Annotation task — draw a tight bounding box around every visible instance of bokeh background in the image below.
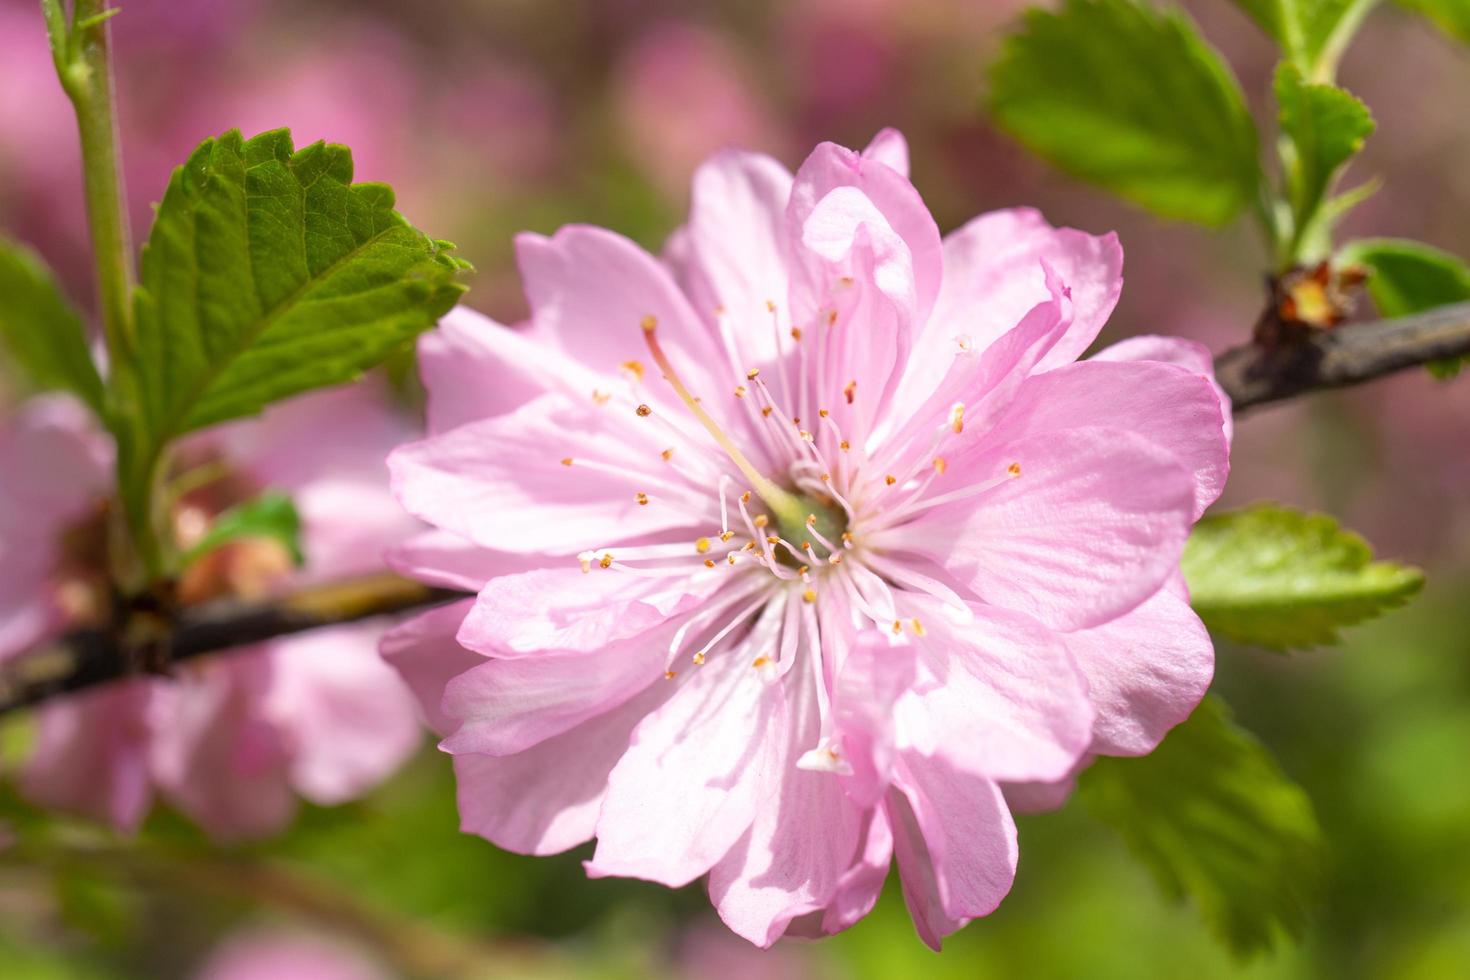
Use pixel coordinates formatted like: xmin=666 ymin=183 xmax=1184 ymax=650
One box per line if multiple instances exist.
xmin=1 ymin=0 xmax=1468 ymax=976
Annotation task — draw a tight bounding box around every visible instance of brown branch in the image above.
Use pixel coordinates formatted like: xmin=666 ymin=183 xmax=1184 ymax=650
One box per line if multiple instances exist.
xmin=2 ymin=302 xmax=1467 ymax=714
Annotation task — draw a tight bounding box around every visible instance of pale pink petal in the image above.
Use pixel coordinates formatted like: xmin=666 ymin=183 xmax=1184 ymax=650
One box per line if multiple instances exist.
xmin=708 ymin=647 xmax=865 ymax=947
xmin=517 ymin=225 xmax=735 ymax=413
xmin=993 ymin=357 xmax=1229 ymax=518
xmin=890 ymin=755 xmax=1017 ymax=951
xmin=1093 ymin=333 xmax=1234 ymax=446
xmin=677 ymin=149 xmax=794 ymax=367
xmin=1000 ymin=769 xmax=1083 ymax=815
xmin=455 ymin=567 xmax=711 ymax=657
xmin=386 ymin=531 xmax=545 ymax=593
xmin=22 ymin=682 xmax=155 ymax=832
xmin=379 ymin=601 xmax=484 ymax=735
xmin=1062 ymin=575 xmax=1213 ymax=757
xmin=893 ymin=599 xmax=1093 ymax=783
xmin=818 ymin=806 xmax=895 ymax=935
xmin=900 ymin=208 xmax=1122 ymax=406
xmin=419 ymin=305 xmax=585 ymax=433
xmin=456 ymin=682 xmax=671 ymax=856
xmin=264 ymin=623 xmax=423 ymax=806
xmin=588 ymin=611 xmax=787 ymax=888
xmin=829 ymin=628 xmax=916 ymax=807
xmin=389 ymin=393 xmax=705 ymax=555
xmin=888 ymin=427 xmax=1197 ymax=631
xmin=861 ymin=128 xmax=910 ymax=178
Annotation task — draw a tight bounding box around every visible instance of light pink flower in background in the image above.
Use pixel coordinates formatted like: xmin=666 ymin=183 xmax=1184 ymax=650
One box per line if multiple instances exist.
xmin=384 ymin=130 xmax=1229 ymax=947
xmin=2 ymin=385 xmax=424 ymax=838
xmin=193 ymin=929 xmax=390 ymax=980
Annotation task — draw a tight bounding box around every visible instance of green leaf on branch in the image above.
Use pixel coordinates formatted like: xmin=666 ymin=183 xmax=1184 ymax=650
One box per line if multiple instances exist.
xmin=0 ymin=238 xmax=106 ymax=415
xmin=128 ymin=128 xmax=469 ymax=441
xmin=988 ymin=0 xmax=1260 ymax=228
xmin=1080 ymin=696 xmax=1327 ymax=957
xmin=181 ymin=491 xmax=304 ymax=569
xmin=1395 ymin=0 xmax=1470 ymax=45
xmin=1274 ymin=66 xmax=1374 ymax=251
xmin=1231 ymin=0 xmax=1379 ymax=79
xmin=1182 ymin=504 xmax=1424 ymax=650
xmin=1338 ymin=237 xmax=1470 ymax=377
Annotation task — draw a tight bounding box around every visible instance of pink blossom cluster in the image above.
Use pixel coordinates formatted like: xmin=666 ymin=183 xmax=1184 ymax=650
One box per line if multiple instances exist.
xmin=385 ymin=131 xmax=1231 ymax=946
xmin=0 ymin=387 xmax=424 ymax=837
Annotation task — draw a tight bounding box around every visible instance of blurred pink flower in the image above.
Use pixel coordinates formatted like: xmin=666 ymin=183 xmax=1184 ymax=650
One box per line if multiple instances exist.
xmin=193 ymin=929 xmax=390 ymax=980
xmin=1 ymin=385 xmax=424 ymax=839
xmin=614 ymin=22 xmax=787 ymax=199
xmin=384 ymin=131 xmax=1228 ymax=947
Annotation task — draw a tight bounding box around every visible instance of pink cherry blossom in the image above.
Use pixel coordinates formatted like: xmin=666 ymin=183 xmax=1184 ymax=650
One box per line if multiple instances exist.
xmin=2 ymin=384 xmax=424 ymax=838
xmin=384 ymin=130 xmax=1229 ymax=947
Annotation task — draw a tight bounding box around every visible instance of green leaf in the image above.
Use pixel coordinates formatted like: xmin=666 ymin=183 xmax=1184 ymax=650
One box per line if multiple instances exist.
xmin=1080 ymin=695 xmax=1327 ymax=957
xmin=181 ymin=491 xmax=304 ymax=568
xmin=1395 ymin=0 xmax=1470 ymax=45
xmin=989 ymin=0 xmax=1260 ymax=228
xmin=129 ymin=128 xmax=469 ymax=441
xmin=1232 ymin=0 xmax=1379 ymax=79
xmin=1182 ymin=504 xmax=1424 ymax=651
xmin=0 ymin=238 xmax=106 ymax=415
xmin=1274 ymin=65 xmax=1374 ymax=248
xmin=1339 ymin=237 xmax=1470 ymax=377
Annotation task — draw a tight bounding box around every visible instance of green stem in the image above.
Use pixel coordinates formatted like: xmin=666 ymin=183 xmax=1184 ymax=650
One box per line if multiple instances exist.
xmin=41 ymin=0 xmax=135 ymax=364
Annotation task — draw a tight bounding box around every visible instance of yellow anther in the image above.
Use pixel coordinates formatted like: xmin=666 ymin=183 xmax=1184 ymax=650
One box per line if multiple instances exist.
xmin=753 ymin=655 xmax=771 ymax=668
xmin=622 ymin=359 xmax=645 ymax=381
xmin=636 ymin=403 xmax=652 ymax=417
xmin=819 ymin=408 xmax=830 ymax=418
xmin=951 ymin=403 xmax=965 ymax=434
xmin=599 ymin=554 xmax=613 ymax=569
xmin=664 ymin=669 xmax=678 ymax=679
xmin=802 ymin=589 xmax=817 ymax=604
xmin=843 ymin=380 xmax=856 ymax=404
xmin=820 ymin=473 xmax=831 ymax=483
xmin=892 ymin=620 xmax=903 ymax=635
xmin=746 ymin=368 xmax=760 ymax=380
xmin=933 ymin=457 xmax=948 ymax=475
xmin=829 ymin=553 xmax=844 ymax=565
xmin=1008 ymin=462 xmax=1022 ymax=477
xmin=693 ymin=651 xmax=707 ymax=665
xmin=560 ymin=457 xmax=573 ymax=466
xmin=911 ymin=618 xmax=927 ymax=637
xmin=741 ymin=491 xmax=752 ymax=504
xmin=839 ymin=440 xmax=850 ymax=451
xmin=696 ymin=537 xmax=711 ymax=554
xmin=766 ymin=535 xmax=780 ymax=545
xmin=761 ymin=406 xmax=773 ymax=418
xmin=704 ymin=559 xmax=716 ymax=568
xmin=636 ymin=492 xmax=649 ymax=506
xmin=885 ymin=474 xmax=897 ymax=486
xmin=720 ymin=530 xmax=735 ymax=542
xmin=841 ymin=532 xmax=854 ymax=546
xmin=765 ymin=300 xmax=777 ymax=313
xmin=753 ymin=514 xmax=769 ymax=528
xmin=827 ymin=309 xmax=839 ymax=326
xmin=661 ymin=447 xmax=675 ymax=461
xmin=800 ymin=430 xmax=814 ymax=442
xmin=790 ymin=327 xmax=803 ymax=341
xmin=806 ymin=514 xmax=818 ymax=526
xmin=734 ymin=385 xmax=747 ymax=398
xmin=641 ymin=314 xmax=658 ymax=333
xmin=592 ymin=390 xmax=611 ymax=406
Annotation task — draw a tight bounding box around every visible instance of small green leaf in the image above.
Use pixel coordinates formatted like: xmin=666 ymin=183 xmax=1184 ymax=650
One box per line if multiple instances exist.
xmin=1080 ymin=696 xmax=1327 ymax=957
xmin=129 ymin=129 xmax=469 ymax=442
xmin=1395 ymin=0 xmax=1470 ymax=45
xmin=989 ymin=0 xmax=1260 ymax=228
xmin=1274 ymin=65 xmax=1374 ymax=251
xmin=1339 ymin=237 xmax=1470 ymax=377
xmin=0 ymin=238 xmax=106 ymax=415
xmin=182 ymin=491 xmax=304 ymax=568
xmin=1232 ymin=0 xmax=1379 ymax=79
xmin=1183 ymin=504 xmax=1424 ymax=651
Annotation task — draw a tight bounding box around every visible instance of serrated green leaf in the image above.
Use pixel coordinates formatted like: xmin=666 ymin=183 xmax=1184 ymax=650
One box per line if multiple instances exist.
xmin=1274 ymin=65 xmax=1374 ymax=249
xmin=129 ymin=128 xmax=469 ymax=441
xmin=0 ymin=238 xmax=106 ymax=415
xmin=989 ymin=0 xmax=1260 ymax=228
xmin=1080 ymin=696 xmax=1327 ymax=957
xmin=181 ymin=491 xmax=304 ymax=568
xmin=1232 ymin=0 xmax=1379 ymax=79
xmin=1395 ymin=0 xmax=1470 ymax=45
xmin=1338 ymin=237 xmax=1470 ymax=377
xmin=1182 ymin=504 xmax=1424 ymax=651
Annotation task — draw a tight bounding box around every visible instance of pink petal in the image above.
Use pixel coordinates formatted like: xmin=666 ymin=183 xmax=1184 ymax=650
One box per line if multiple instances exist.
xmin=830 ymin=629 xmax=916 ymax=807
xmin=22 ymin=682 xmax=156 ymax=832
xmin=151 ymin=656 xmax=298 ymax=840
xmin=419 ymin=306 xmax=554 ymax=432
xmin=456 ymin=682 xmax=671 ymax=856
xmin=264 ymin=623 xmax=423 ymax=806
xmin=379 ymin=600 xmax=485 ymax=735
xmin=588 ymin=623 xmax=786 ymax=888
xmin=893 ymin=599 xmax=1093 ymax=784
xmin=1093 ymin=333 xmax=1234 ymax=447
xmin=818 ymin=806 xmax=896 ymax=935
xmin=890 ymin=427 xmax=1197 ymax=631
xmin=677 ymin=148 xmax=794 ymax=367
xmin=389 ymin=393 xmax=703 ymax=555
xmin=994 ymin=357 xmax=1229 ymax=519
xmin=1062 ymin=575 xmax=1213 ymax=757
xmin=708 ymin=648 xmax=866 ymax=947
xmin=861 ymin=128 xmax=910 ymax=178
xmin=902 ymin=208 xmax=1121 ymax=403
xmin=890 ymin=755 xmax=1017 ymax=950
xmin=386 ymin=531 xmax=546 ymax=593
xmin=455 ymin=566 xmax=710 ymax=657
